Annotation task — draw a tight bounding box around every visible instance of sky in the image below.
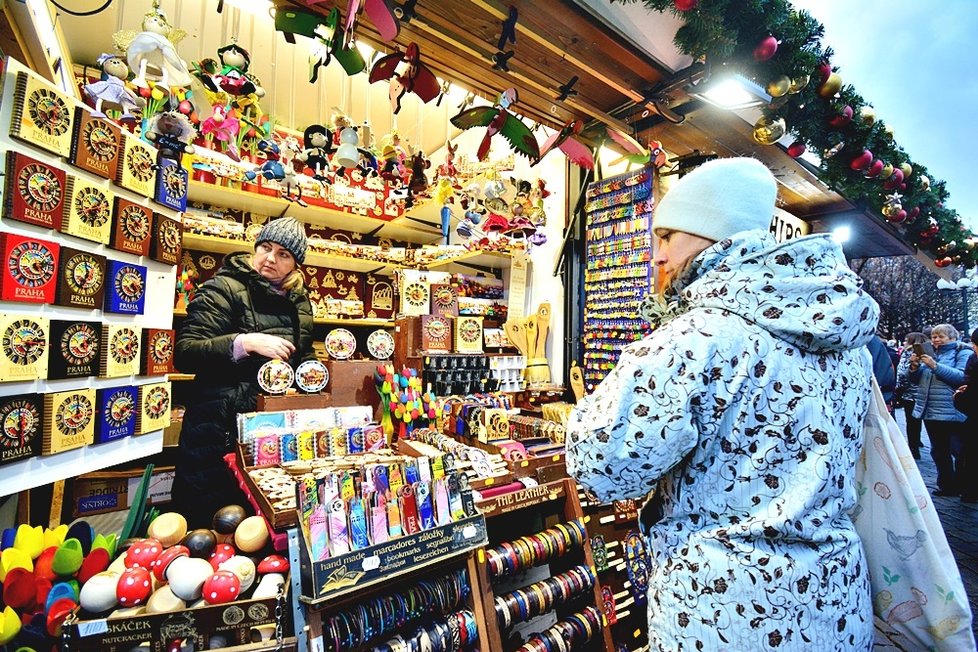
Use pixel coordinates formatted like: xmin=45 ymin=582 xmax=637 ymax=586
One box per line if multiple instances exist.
xmin=790 ymin=1 xmax=978 ymax=232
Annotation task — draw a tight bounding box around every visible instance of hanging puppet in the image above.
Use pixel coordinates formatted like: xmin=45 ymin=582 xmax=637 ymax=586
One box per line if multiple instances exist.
xmin=297 ymin=124 xmax=334 ymax=181
xmin=197 ymin=42 xmax=265 ymax=98
xmin=145 ymin=110 xmax=197 ymax=163
xmin=199 ymin=104 xmax=241 ymax=161
xmin=83 ymin=53 xmax=146 ymax=121
xmin=112 ymin=0 xmax=193 ymax=90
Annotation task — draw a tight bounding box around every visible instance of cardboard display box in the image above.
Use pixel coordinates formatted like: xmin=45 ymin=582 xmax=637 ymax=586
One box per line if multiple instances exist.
xmin=72 ymin=466 xmax=174 ymax=517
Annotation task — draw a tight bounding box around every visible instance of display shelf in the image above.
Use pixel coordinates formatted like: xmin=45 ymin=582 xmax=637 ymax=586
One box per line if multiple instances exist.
xmin=181 ymin=233 xmax=405 ymax=275
xmin=424 ymin=249 xmax=513 ymax=271
xmin=168 ymin=373 xmax=195 ymax=381
xmin=0 ymin=430 xmax=164 ymax=497
xmin=187 ymin=181 xmax=444 ymax=245
xmin=315 ymin=317 xmax=394 ymax=327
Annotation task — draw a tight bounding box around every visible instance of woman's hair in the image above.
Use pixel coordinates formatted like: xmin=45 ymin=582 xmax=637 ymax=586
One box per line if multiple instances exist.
xmin=904 ymin=332 xmax=927 ymax=346
xmin=279 ymin=267 xmax=305 ymax=293
xmin=971 ymin=328 xmax=978 ymax=345
xmin=931 ymin=323 xmax=960 ymax=341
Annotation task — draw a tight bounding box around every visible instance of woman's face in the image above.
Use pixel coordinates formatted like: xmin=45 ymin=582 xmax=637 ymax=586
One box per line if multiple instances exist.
xmin=653 ymin=230 xmax=715 ymax=283
xmin=252 ymin=242 xmax=296 ymax=285
xmin=931 ymin=331 xmax=952 ymax=347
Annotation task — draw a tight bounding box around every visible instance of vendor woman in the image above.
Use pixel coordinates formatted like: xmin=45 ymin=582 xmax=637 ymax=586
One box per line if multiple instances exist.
xmin=567 ymin=158 xmax=878 ymax=651
xmin=173 ymin=217 xmax=315 ymax=527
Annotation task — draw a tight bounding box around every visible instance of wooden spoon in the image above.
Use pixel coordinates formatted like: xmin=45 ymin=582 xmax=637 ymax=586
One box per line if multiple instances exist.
xmin=535 ymin=302 xmax=551 ymax=358
xmin=524 ymin=316 xmax=538 ymax=359
xmin=504 ymin=320 xmax=527 ymax=356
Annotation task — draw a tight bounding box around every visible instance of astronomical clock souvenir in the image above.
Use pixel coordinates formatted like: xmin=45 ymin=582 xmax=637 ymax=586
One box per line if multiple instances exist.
xmin=137 ymin=381 xmax=171 ymax=434
xmin=111 ymin=197 xmax=152 ymax=257
xmin=151 ymin=213 xmax=183 ymax=264
xmin=116 ymin=131 xmax=157 ymax=198
xmin=100 ymin=323 xmax=141 ymax=378
xmin=0 ymin=314 xmax=49 ymax=383
xmin=0 ymin=393 xmax=43 ymax=468
xmin=421 ymin=315 xmax=452 ymax=353
xmin=366 ymin=329 xmax=395 ymax=360
xmin=258 ymin=359 xmax=294 ymax=394
xmin=154 ymin=158 xmax=189 ymax=212
xmin=454 ymin=316 xmax=484 ymax=354
xmin=42 ymin=388 xmax=96 ymax=454
xmin=70 ymin=108 xmax=122 ymax=180
xmin=62 ymin=177 xmax=113 ymax=245
xmin=295 ymin=360 xmax=329 ymax=393
xmin=324 ymin=328 xmax=356 ymax=360
xmin=3 ymin=151 xmax=66 ymax=230
xmin=0 ymin=233 xmax=59 ymax=304
xmin=54 ymin=247 xmax=106 ymax=310
xmin=9 ymin=71 xmax=74 ymax=158
xmin=141 ymin=328 xmax=175 ymax=375
xmin=94 ymin=385 xmax=137 ymax=443
xmin=400 ymin=279 xmax=430 ymax=316
xmin=430 ymin=284 xmax=459 ymax=316
xmin=47 ymin=320 xmax=101 ymax=380
xmin=104 ymin=260 xmax=147 ymax=315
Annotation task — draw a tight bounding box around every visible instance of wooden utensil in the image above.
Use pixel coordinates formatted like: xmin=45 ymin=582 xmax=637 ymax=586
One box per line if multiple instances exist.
xmin=504 ymin=320 xmax=527 ymax=356
xmin=524 ymin=316 xmax=538 ymax=359
xmin=569 ymin=362 xmax=585 ymax=401
xmin=535 ymin=302 xmax=551 ymax=357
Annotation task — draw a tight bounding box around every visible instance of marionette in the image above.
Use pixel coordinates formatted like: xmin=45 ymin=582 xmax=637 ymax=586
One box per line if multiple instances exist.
xmin=112 ymin=0 xmax=193 ymax=89
xmin=145 ymin=110 xmax=197 ymax=163
xmin=280 ymin=166 xmax=307 ymax=206
xmin=244 ymin=139 xmax=286 ymax=181
xmin=436 ymin=141 xmax=459 ymax=184
xmin=199 ymin=104 xmax=241 ymax=161
xmin=198 ymin=43 xmax=265 ymax=97
xmin=297 ymin=124 xmax=334 ymax=181
xmin=84 ymin=53 xmax=146 ymax=120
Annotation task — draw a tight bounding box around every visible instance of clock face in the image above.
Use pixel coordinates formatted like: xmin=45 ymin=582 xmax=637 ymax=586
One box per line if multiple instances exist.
xmin=162 ymin=167 xmax=187 ymax=199
xmin=7 ymin=241 xmax=56 ymax=288
xmin=1 ymin=401 xmax=40 ymax=448
xmin=145 ymin=386 xmax=170 ymax=419
xmin=459 ymin=319 xmax=481 ymax=343
xmin=82 ymin=119 xmax=120 ymax=160
xmin=149 ymin=331 xmax=173 ymax=364
xmin=27 ymin=87 xmax=71 ymax=136
xmin=159 ymin=219 xmax=180 ymax=251
xmin=65 ymin=254 xmax=103 ymax=296
xmin=2 ymin=320 xmax=46 ymax=366
xmin=110 ymin=327 xmax=139 ymax=364
xmin=424 ymin=317 xmax=448 ymax=340
xmin=17 ymin=163 xmax=63 ymax=212
xmin=105 ymin=391 xmax=135 ymax=427
xmin=60 ymin=324 xmax=98 ymax=366
xmin=119 ymin=205 xmax=151 ymax=241
xmin=74 ymin=187 xmax=111 ymax=227
xmin=126 ymin=146 xmax=155 ymax=182
xmin=56 ymin=394 xmax=93 ymax=437
xmin=404 ymin=282 xmax=429 ymax=308
xmin=432 ymin=285 xmax=456 ymax=308
xmin=114 ymin=267 xmax=144 ymax=302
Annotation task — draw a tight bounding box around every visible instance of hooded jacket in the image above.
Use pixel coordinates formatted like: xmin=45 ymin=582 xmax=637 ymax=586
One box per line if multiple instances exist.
xmin=909 ymin=341 xmax=971 ymax=422
xmin=567 ymin=231 xmax=879 ymax=652
xmin=172 ymin=252 xmax=314 ymax=524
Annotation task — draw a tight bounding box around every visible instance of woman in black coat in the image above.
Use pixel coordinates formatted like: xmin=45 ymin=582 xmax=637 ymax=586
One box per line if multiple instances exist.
xmin=173 ymin=217 xmax=315 ymax=527
xmin=954 ymin=328 xmax=978 ymax=503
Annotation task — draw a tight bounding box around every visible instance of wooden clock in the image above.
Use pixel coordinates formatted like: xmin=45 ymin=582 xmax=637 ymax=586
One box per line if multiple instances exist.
xmin=55 ymin=247 xmax=106 ymax=310
xmin=10 ymin=71 xmax=74 ymax=157
xmin=0 ymin=314 xmax=49 ymax=383
xmin=455 ymin=316 xmax=484 ymax=354
xmin=150 ymin=213 xmax=183 ymax=264
xmin=63 ymin=178 xmax=113 ymax=245
xmin=137 ymin=382 xmax=172 ymax=434
xmin=43 ymin=388 xmax=96 ymax=454
xmin=116 ymin=131 xmax=157 ymax=198
xmin=94 ymin=385 xmax=137 ymax=443
xmin=100 ymin=323 xmax=141 ymax=378
xmin=70 ymin=109 xmax=122 ymax=180
xmin=111 ymin=197 xmax=152 ymax=257
xmin=421 ymin=314 xmax=452 ymax=352
xmin=3 ymin=152 xmax=66 ymax=230
xmin=0 ymin=233 xmax=60 ymax=304
xmin=154 ymin=158 xmax=188 ymax=211
xmin=141 ymin=328 xmax=175 ymax=375
xmin=430 ymin=283 xmax=459 ymax=316
xmin=47 ymin=320 xmax=101 ymax=380
xmin=0 ymin=394 xmax=43 ymax=467
xmin=104 ymin=260 xmax=147 ymax=315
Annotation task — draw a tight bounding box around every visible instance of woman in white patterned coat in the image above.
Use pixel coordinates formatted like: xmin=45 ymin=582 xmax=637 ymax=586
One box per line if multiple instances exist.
xmin=567 ymin=158 xmax=878 ymax=651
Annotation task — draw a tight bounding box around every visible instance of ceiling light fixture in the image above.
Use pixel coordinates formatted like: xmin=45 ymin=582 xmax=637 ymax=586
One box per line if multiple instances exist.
xmin=690 ymin=73 xmax=772 ymax=111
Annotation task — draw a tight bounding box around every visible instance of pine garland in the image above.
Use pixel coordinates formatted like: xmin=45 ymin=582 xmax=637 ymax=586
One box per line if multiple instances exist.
xmin=620 ymin=0 xmax=977 ymax=266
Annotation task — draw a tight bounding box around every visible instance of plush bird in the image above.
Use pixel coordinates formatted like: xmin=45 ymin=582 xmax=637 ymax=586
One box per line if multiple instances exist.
xmin=537 ymin=119 xmax=594 ymax=169
xmin=450 ymin=88 xmax=540 ymax=162
xmin=345 ymin=0 xmax=400 ymax=42
xmin=369 ymin=42 xmax=440 ymax=114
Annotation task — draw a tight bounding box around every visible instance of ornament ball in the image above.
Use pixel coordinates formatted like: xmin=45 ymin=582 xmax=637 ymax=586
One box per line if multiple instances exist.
xmin=786 ymin=141 xmax=806 ymax=158
xmin=817 ymin=73 xmax=843 ymax=98
xmin=674 ymin=0 xmax=697 ymax=10
xmin=752 ymin=116 xmax=786 ymax=145
xmin=753 ymin=35 xmax=779 ymax=62
xmin=767 ymin=75 xmax=791 ymax=98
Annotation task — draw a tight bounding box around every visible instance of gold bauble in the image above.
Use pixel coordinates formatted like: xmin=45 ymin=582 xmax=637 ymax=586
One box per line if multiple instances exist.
xmin=859 ymin=106 xmax=876 ymax=125
xmin=787 ymin=74 xmax=809 ymax=94
xmin=752 ymin=116 xmax=787 ymax=145
xmin=900 ymin=162 xmax=913 ymax=179
xmin=817 ymin=73 xmax=843 ymax=98
xmin=882 ymin=202 xmax=903 ymax=218
xmin=884 ymin=124 xmax=895 ymax=139
xmin=880 ymin=163 xmax=894 ymax=179
xmin=766 ymin=75 xmax=792 ymax=98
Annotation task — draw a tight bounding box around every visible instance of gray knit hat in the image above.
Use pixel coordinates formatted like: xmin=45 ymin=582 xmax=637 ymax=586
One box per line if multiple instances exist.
xmin=255 ymin=217 xmax=307 ymax=264
xmin=653 ymin=157 xmax=777 ymax=242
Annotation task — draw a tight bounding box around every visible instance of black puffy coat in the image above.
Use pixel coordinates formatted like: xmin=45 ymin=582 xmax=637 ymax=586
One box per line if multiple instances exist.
xmin=171 ymin=252 xmax=314 ymax=526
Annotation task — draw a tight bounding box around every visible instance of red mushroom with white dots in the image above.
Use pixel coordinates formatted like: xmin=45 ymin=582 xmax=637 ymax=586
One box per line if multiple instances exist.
xmin=202 ymin=570 xmax=241 ymax=605
xmin=124 ymin=538 xmax=163 ymax=570
xmin=116 ymin=567 xmax=153 ymax=606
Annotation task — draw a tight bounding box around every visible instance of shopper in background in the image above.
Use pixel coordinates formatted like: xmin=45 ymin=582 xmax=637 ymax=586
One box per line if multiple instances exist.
xmin=567 ymin=158 xmax=877 ymax=651
xmin=896 ymin=332 xmax=927 ymax=459
xmin=173 ymin=217 xmax=315 ymax=527
xmin=868 ymin=335 xmax=897 ymax=409
xmin=909 ymin=323 xmax=972 ymax=497
xmin=952 ymin=328 xmax=978 ymax=503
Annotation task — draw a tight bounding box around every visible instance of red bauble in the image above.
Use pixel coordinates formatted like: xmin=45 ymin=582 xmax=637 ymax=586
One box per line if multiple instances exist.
xmin=886 ymin=209 xmax=908 ymax=224
xmin=829 ymin=105 xmax=854 ymax=129
xmin=935 ymin=257 xmax=953 ymax=268
xmin=674 ymin=0 xmax=697 ymax=10
xmin=849 ymin=149 xmax=873 ymax=171
xmin=178 ymin=100 xmax=193 ymax=114
xmin=817 ymin=62 xmax=833 ymax=85
xmin=786 ymin=141 xmax=806 ymax=158
xmin=883 ymin=168 xmax=904 ymax=190
xmin=865 ymin=160 xmax=884 ymax=178
xmin=908 ymin=207 xmax=921 ymax=219
xmin=753 ymin=35 xmax=779 ymax=62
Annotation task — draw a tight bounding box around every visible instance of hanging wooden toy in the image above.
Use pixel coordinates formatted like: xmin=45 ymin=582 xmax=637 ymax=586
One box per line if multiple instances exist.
xmin=537 ymin=119 xmax=594 ymax=170
xmin=308 ymin=8 xmax=366 ymax=82
xmin=83 ymin=53 xmax=145 ymax=121
xmin=297 ymin=124 xmax=335 ymax=181
xmin=197 ymin=42 xmax=265 ymax=98
xmin=112 ymin=0 xmax=193 ymax=90
xmin=345 ymin=0 xmax=400 ymax=43
xmin=450 ymin=88 xmax=540 ymax=162
xmin=199 ymin=104 xmax=241 ymax=161
xmin=368 ymin=43 xmax=440 ymax=114
xmin=145 ymin=111 xmax=196 ymax=163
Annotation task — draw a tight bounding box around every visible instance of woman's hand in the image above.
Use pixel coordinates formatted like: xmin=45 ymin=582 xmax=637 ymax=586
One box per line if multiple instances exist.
xmin=920 ymin=354 xmax=937 ymax=370
xmin=240 ymin=333 xmax=295 ymax=361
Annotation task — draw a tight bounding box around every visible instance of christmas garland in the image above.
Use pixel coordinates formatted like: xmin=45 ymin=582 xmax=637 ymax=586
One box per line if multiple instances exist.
xmin=620 ymin=0 xmax=977 ymax=267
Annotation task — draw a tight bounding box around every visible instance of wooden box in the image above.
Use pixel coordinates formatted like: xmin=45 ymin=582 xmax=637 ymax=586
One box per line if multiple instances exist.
xmin=324 ymin=359 xmax=381 ymax=415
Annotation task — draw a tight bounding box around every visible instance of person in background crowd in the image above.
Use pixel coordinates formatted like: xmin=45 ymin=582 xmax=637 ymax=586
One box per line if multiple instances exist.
xmin=909 ymin=323 xmax=972 ymax=497
xmin=868 ymin=335 xmax=897 ymax=408
xmin=567 ymin=158 xmax=877 ymax=651
xmin=896 ymin=332 xmax=927 ymax=459
xmin=952 ymin=328 xmax=978 ymax=503
xmin=173 ymin=217 xmax=315 ymax=527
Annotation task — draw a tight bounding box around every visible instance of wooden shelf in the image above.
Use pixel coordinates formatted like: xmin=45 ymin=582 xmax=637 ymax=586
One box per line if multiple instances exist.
xmin=181 ymin=233 xmax=404 ymax=275
xmin=168 ymin=373 xmax=196 ymax=381
xmin=187 ymin=181 xmax=444 ymax=245
xmin=0 ymin=430 xmax=164 ymax=496
xmin=424 ymin=250 xmax=513 ymax=271
xmin=316 ymin=317 xmax=395 ymax=327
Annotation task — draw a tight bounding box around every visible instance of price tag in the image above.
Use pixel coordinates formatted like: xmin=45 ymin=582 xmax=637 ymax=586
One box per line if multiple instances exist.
xmin=78 ymin=620 xmax=108 ymax=637
xmin=362 ymin=555 xmax=381 ymax=571
xmin=462 ymin=524 xmax=477 ymax=538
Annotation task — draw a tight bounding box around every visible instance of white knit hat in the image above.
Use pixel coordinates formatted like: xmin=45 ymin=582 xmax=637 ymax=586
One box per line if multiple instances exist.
xmin=653 ymin=157 xmax=777 ymax=242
